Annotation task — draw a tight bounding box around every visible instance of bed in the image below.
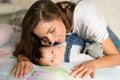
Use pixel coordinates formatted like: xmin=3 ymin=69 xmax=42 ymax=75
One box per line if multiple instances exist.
xmin=0 ymin=27 xmax=120 ymax=80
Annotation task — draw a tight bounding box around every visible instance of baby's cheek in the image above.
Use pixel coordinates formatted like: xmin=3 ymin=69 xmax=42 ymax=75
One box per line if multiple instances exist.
xmin=55 ymin=60 xmax=62 ymax=66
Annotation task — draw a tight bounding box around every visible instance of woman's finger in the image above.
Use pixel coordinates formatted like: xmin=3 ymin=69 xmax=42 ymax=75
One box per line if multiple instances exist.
xmin=23 ymin=61 xmax=32 ymax=77
xmin=23 ymin=64 xmax=29 ymax=77
xmin=90 ymin=71 xmax=95 ymax=79
xmin=82 ymin=69 xmax=92 ymax=79
xmin=19 ymin=62 xmax=24 ymax=78
xmin=71 ymin=64 xmax=81 ymax=71
xmin=10 ymin=66 xmax=17 ymax=76
xmin=14 ymin=63 xmax=21 ymax=78
xmin=74 ymin=68 xmax=88 ymax=78
xmin=70 ymin=64 xmax=84 ymax=77
xmin=16 ymin=61 xmax=26 ymax=78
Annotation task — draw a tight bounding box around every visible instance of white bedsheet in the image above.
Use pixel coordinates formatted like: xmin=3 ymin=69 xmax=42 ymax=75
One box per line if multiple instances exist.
xmin=61 ymin=62 xmax=120 ymax=80
xmin=0 ymin=30 xmax=120 ymax=80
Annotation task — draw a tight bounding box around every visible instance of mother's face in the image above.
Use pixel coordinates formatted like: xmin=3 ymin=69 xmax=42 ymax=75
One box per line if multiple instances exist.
xmin=33 ymin=19 xmax=66 ymax=45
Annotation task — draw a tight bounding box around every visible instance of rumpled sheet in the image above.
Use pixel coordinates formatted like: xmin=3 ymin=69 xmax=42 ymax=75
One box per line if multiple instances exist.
xmin=0 ymin=28 xmax=120 ymax=80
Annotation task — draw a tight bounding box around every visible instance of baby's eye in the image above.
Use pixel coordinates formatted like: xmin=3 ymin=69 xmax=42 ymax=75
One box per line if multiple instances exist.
xmin=51 ymin=60 xmax=54 ymax=63
xmin=52 ymin=51 xmax=54 ymax=54
xmin=51 ymin=49 xmax=54 ymax=54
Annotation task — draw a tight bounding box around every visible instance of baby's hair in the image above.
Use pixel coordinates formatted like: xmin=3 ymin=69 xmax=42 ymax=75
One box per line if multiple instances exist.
xmin=31 ymin=47 xmax=42 ymax=65
xmin=31 ymin=45 xmax=51 ymax=65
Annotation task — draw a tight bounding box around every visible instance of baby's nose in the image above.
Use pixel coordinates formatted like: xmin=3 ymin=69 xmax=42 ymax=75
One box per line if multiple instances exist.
xmin=54 ymin=53 xmax=59 ymax=58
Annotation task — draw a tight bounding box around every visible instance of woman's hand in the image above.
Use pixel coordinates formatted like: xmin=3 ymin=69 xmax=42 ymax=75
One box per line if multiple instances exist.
xmin=11 ymin=54 xmax=33 ymax=78
xmin=70 ymin=60 xmax=97 ymax=80
xmin=11 ymin=60 xmax=33 ymax=78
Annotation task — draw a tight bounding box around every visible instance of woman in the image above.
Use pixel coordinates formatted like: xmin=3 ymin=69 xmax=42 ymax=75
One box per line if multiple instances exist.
xmin=11 ymin=0 xmax=120 ymax=79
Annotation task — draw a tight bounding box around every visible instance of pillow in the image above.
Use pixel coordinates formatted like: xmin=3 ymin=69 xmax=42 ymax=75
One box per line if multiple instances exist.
xmin=0 ymin=24 xmax=14 ymax=47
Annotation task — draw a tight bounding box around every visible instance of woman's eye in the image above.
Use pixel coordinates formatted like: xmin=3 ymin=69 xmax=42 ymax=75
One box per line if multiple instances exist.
xmin=50 ymin=28 xmax=55 ymax=33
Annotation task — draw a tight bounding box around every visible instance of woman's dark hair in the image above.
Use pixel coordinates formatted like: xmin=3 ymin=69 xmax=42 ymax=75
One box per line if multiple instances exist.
xmin=32 ymin=1 xmax=76 ymax=65
xmin=13 ymin=0 xmax=76 ymax=64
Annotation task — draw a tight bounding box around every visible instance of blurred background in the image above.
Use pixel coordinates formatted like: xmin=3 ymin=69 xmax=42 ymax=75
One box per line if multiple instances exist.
xmin=0 ymin=0 xmax=120 ymax=38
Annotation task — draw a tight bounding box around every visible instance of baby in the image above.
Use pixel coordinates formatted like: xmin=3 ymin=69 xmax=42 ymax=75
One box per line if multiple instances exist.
xmin=32 ymin=34 xmax=103 ymax=66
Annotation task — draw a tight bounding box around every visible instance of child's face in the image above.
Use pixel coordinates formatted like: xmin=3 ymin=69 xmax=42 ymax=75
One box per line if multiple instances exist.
xmin=39 ymin=46 xmax=65 ymax=66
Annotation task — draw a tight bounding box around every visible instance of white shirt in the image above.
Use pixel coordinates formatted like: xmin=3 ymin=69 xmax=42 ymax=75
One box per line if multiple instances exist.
xmin=73 ymin=0 xmax=108 ymax=43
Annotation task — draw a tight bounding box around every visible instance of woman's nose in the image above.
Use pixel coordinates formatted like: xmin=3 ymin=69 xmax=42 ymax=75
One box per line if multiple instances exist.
xmin=47 ymin=36 xmax=55 ymax=45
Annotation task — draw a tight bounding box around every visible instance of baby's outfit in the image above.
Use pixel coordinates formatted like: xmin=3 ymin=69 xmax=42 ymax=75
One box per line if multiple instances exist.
xmin=57 ymin=34 xmax=103 ymax=63
xmin=64 ymin=34 xmax=94 ymax=63
xmin=64 ymin=34 xmax=84 ymax=62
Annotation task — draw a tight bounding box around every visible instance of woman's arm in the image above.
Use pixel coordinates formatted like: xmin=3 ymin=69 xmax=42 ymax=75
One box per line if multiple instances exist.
xmin=11 ymin=54 xmax=33 ymax=78
xmin=17 ymin=54 xmax=30 ymax=61
xmin=95 ymin=37 xmax=120 ymax=68
xmin=70 ymin=37 xmax=120 ymax=79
